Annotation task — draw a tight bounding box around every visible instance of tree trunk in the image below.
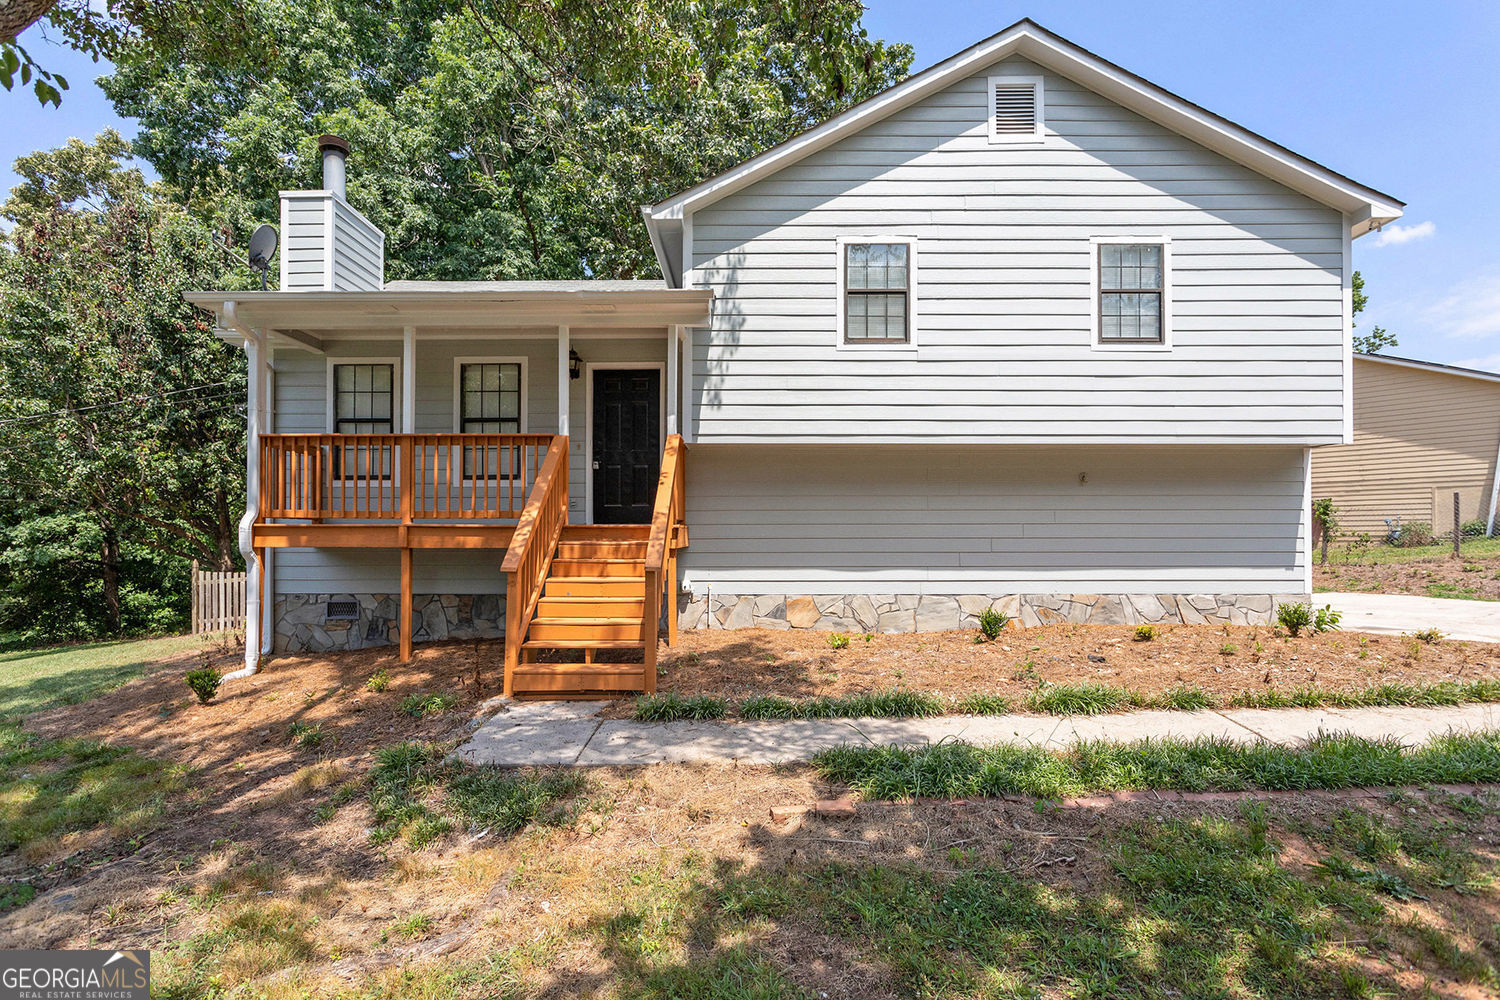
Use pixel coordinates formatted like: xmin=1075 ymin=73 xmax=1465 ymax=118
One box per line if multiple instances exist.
xmin=1319 ymin=529 xmax=1329 ymax=566
xmin=100 ymin=522 xmax=121 ymax=634
xmin=0 ymin=0 xmax=55 ymax=43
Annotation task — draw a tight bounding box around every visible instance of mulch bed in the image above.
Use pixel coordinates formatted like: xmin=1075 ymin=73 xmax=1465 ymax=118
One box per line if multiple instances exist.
xmin=638 ymin=623 xmax=1500 ymax=711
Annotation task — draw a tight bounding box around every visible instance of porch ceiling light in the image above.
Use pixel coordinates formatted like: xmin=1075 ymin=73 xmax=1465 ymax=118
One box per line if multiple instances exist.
xmin=569 ymin=348 xmax=583 ymax=380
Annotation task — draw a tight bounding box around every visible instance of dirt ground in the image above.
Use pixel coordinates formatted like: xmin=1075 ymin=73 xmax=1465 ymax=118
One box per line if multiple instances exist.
xmin=6 ymin=641 xmax=1500 ymax=996
xmin=640 ymin=623 xmax=1500 ymax=712
xmin=1317 ymin=552 xmax=1500 ymax=601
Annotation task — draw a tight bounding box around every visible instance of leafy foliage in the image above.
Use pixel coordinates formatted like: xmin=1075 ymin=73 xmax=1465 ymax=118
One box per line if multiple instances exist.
xmin=1276 ymin=602 xmax=1313 ymax=637
xmin=1351 ymin=270 xmax=1397 ymax=354
xmin=976 ymin=606 xmax=1009 ymax=640
xmin=103 ymin=0 xmax=913 ymax=282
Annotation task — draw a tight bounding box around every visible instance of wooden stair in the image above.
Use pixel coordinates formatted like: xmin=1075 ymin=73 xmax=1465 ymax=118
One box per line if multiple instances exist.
xmin=511 ymin=524 xmax=653 ymax=696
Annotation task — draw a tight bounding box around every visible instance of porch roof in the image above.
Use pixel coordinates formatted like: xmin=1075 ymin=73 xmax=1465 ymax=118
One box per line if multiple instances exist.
xmin=185 ymin=280 xmax=713 ymax=345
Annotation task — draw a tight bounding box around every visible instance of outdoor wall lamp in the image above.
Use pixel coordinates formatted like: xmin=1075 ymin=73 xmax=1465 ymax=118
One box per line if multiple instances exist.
xmin=569 ymin=348 xmax=583 ymax=380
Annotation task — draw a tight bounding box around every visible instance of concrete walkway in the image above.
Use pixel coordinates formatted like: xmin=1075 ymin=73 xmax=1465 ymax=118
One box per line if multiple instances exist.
xmin=455 ymin=699 xmax=1500 ymax=768
xmin=1319 ymin=592 xmax=1500 ymax=643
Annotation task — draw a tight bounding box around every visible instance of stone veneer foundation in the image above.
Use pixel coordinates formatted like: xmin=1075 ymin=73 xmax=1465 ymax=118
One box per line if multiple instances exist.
xmin=274 ymin=593 xmax=505 ymax=653
xmin=679 ymin=592 xmax=1306 ymax=632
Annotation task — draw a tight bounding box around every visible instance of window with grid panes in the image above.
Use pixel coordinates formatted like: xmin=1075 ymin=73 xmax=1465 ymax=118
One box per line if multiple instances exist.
xmin=459 ymin=362 xmax=522 ymax=479
xmin=331 ymin=363 xmax=394 ymax=479
xmin=1098 ymin=244 xmax=1164 ymax=343
xmin=844 ymin=242 xmax=910 ymax=343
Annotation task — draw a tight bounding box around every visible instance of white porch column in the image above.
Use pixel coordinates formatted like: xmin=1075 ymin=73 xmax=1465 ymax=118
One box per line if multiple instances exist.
xmin=261 ymin=348 xmax=276 ymax=656
xmin=401 ymin=325 xmax=416 ymax=433
xmin=679 ymin=326 xmax=694 ymax=443
xmin=557 ymin=325 xmax=570 ymax=437
xmin=666 ymin=325 xmax=680 ymax=436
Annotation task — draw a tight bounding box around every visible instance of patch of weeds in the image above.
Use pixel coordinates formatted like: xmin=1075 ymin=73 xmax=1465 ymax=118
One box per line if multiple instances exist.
xmin=1401 ymin=915 xmax=1498 ymax=985
xmin=1026 ymin=682 xmax=1129 ymax=715
xmin=1220 ymin=642 xmax=1238 ymax=656
xmin=287 ymin=721 xmax=331 ymax=750
xmin=368 ymin=742 xmax=452 ymax=848
xmin=445 ymin=767 xmax=589 ymax=834
xmin=1312 ymin=856 xmax=1427 ymax=900
xmin=0 ymin=723 xmax=186 ymax=856
xmin=1410 ymin=627 xmax=1444 ymax=644
xmin=633 ymin=693 xmax=727 ymax=722
xmin=739 ymin=689 xmax=942 ymax=720
xmin=0 ymin=882 xmax=35 ymax=912
xmin=951 ymin=693 xmax=1013 ymax=715
xmin=389 ymin=913 xmax=434 ymax=939
xmin=400 ymin=691 xmax=457 ymax=717
xmin=827 ymin=632 xmax=851 ymax=650
xmin=813 ymin=730 xmax=1500 ymax=800
xmin=365 ymin=668 xmax=390 ymax=692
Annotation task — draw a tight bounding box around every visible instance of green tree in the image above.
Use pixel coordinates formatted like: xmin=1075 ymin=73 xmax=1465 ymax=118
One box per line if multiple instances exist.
xmin=0 ymin=134 xmax=249 ymax=633
xmin=102 ymin=0 xmax=913 ymax=280
xmin=1351 ymin=270 xmax=1397 ymax=354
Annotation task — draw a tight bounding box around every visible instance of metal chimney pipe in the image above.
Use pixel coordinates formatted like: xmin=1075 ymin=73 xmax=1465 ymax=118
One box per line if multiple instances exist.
xmin=317 ymin=134 xmax=350 ymax=199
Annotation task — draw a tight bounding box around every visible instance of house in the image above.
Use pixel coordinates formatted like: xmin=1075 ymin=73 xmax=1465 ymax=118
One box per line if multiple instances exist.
xmin=1312 ymin=354 xmax=1500 ymax=542
xmin=188 ymin=19 xmax=1403 ymax=697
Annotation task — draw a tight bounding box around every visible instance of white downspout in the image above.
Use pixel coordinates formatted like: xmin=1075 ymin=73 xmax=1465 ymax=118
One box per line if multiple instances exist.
xmin=221 ymin=300 xmax=264 ymax=679
xmin=1487 ymin=430 xmax=1500 ymax=538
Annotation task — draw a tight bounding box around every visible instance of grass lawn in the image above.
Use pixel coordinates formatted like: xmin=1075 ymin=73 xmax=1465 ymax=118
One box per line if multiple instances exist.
xmin=0 ymin=631 xmax=216 ymax=720
xmin=1315 ymin=535 xmax=1500 ymax=600
xmin=1323 ymin=535 xmax=1500 ymax=567
xmin=4 ymin=636 xmax=1500 ymax=996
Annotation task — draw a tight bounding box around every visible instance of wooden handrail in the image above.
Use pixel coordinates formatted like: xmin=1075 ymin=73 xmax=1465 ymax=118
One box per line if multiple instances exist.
xmin=641 ymin=434 xmax=687 ymax=692
xmin=258 ymin=433 xmax=555 ymax=521
xmin=501 ymin=435 xmax=569 ymax=696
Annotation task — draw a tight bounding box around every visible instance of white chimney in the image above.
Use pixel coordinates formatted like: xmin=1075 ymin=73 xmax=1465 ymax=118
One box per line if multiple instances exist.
xmin=277 ymin=133 xmax=384 ymax=291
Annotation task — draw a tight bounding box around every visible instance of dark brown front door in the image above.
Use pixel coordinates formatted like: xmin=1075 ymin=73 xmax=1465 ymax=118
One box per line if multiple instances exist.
xmin=592 ymin=368 xmax=661 ymax=523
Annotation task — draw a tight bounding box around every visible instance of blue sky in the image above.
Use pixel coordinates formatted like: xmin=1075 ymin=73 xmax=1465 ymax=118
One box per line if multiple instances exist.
xmin=5 ymin=1 xmax=1497 ymax=369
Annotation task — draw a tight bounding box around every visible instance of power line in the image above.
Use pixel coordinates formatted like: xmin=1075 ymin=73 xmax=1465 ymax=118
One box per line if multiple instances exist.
xmin=0 ymin=379 xmax=242 ymax=428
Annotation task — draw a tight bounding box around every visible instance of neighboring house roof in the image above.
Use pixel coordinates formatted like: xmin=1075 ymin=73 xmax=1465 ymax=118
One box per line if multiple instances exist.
xmin=642 ymin=18 xmax=1404 ymax=286
xmin=1355 ymin=353 xmax=1500 ymax=386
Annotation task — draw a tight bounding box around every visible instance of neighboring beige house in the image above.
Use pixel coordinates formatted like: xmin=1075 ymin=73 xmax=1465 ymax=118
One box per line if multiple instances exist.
xmin=1312 ymin=354 xmax=1500 ymax=540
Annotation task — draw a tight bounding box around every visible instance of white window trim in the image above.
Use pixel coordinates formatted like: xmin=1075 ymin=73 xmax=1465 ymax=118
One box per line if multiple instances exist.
xmin=834 ymin=234 xmax=920 ymax=352
xmin=987 ymin=75 xmax=1045 ymax=145
xmin=1089 ymin=235 xmax=1173 ymax=352
xmin=325 ymin=356 xmax=402 ymax=432
xmin=452 ymin=356 xmax=529 ymax=434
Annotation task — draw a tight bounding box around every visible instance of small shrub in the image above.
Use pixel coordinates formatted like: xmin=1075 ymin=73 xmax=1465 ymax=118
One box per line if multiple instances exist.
xmin=1460 ymin=518 xmax=1489 ymax=537
xmin=977 ymin=607 xmax=1010 ymax=641
xmin=827 ymin=633 xmax=850 ymax=650
xmin=1392 ymin=521 xmax=1434 ymax=548
xmin=186 ymin=667 xmax=222 ymax=704
xmin=634 ymin=693 xmax=727 ymax=722
xmin=400 ymin=692 xmax=457 ymax=717
xmin=1313 ymin=604 xmax=1343 ymax=633
xmin=1276 ymin=602 xmax=1313 ymax=637
xmin=1411 ymin=627 xmax=1444 ymax=645
xmin=366 ymin=669 xmax=390 ymax=693
xmin=1220 ymin=643 xmax=1238 ymax=656
xmin=1133 ymin=624 xmax=1157 ymax=642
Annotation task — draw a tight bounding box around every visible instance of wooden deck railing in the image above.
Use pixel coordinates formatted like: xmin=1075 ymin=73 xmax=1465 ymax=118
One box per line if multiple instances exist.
xmin=641 ymin=434 xmax=687 ymax=693
xmin=499 ymin=435 xmax=570 ymax=696
xmin=259 ymin=434 xmax=556 ymax=520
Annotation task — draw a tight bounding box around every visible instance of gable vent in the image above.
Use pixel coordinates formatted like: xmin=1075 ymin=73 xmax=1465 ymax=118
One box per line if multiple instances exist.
xmin=988 ymin=77 xmax=1043 ymax=143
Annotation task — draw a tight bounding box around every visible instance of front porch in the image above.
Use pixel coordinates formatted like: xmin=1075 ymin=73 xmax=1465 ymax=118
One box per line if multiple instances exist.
xmin=252 ymin=431 xmax=687 ymax=697
xmin=187 ymin=282 xmax=711 ymax=697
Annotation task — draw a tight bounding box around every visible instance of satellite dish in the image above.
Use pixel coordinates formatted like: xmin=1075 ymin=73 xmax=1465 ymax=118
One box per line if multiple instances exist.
xmin=247 ymin=224 xmax=278 ymax=289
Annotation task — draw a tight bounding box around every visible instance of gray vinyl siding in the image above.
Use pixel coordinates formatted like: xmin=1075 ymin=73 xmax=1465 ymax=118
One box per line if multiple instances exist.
xmin=688 ymin=56 xmax=1347 ymax=444
xmin=281 ymin=194 xmax=328 ymax=291
xmin=679 ymin=444 xmax=1309 ymax=595
xmin=330 ymin=198 xmax=384 ymax=291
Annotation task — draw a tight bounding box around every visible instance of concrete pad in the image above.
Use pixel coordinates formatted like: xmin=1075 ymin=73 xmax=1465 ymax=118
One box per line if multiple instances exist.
xmin=1319 ymin=592 xmax=1500 ymax=643
xmin=454 ymin=718 xmax=601 ymax=767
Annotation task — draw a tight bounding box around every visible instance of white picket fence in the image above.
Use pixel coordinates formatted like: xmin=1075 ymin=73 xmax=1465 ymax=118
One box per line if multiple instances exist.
xmin=191 ymin=561 xmax=247 ymax=634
